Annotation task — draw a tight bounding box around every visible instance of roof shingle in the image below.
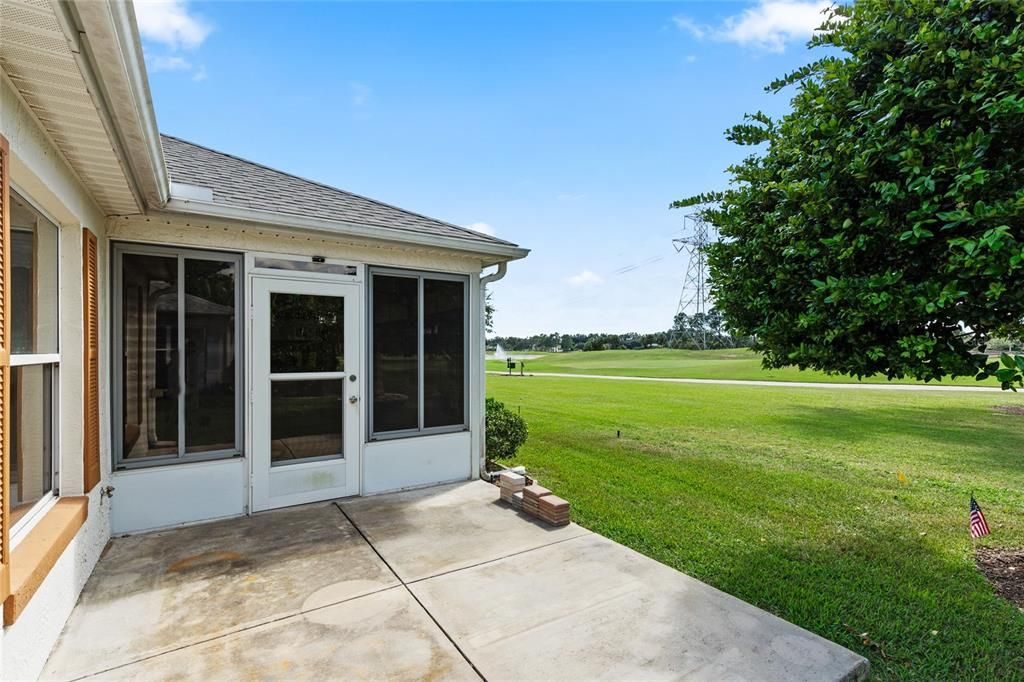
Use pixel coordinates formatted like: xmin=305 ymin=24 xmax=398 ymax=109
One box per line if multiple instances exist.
xmin=160 ymin=134 xmax=518 ymax=249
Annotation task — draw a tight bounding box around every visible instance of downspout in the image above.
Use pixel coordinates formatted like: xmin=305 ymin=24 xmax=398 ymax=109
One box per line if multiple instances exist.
xmin=479 ymin=262 xmax=508 ymax=479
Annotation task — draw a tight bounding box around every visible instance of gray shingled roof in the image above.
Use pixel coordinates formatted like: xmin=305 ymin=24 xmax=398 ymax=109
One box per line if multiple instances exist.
xmin=160 ymin=134 xmax=518 ymax=248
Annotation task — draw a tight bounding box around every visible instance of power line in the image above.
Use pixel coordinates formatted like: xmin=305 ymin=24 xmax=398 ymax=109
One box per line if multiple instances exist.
xmin=560 ymin=254 xmax=668 ymax=306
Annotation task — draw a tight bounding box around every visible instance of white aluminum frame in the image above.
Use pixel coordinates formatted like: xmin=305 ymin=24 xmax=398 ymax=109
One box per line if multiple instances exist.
xmin=249 ymin=275 xmax=362 ymax=510
xmin=249 ymin=250 xmax=362 ymax=283
xmin=111 ymin=242 xmax=244 ymax=469
xmin=8 ymin=365 xmax=59 ymax=543
xmin=8 ymin=187 xmax=62 ymax=541
xmin=367 ymin=267 xmax=471 ymax=441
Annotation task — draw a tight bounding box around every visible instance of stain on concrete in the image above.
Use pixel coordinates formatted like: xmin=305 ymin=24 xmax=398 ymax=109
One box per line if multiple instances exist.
xmin=83 ymin=589 xmax=478 ymax=681
xmin=42 ymin=503 xmax=399 ymax=680
xmin=166 ymin=551 xmax=245 ymax=574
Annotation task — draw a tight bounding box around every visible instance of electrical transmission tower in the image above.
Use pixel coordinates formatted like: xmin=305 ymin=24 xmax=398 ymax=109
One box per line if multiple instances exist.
xmin=672 ymin=213 xmax=717 ymax=350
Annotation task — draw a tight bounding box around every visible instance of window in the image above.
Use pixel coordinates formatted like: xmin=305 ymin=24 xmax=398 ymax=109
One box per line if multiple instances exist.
xmin=9 ymin=190 xmax=60 ymax=533
xmin=423 ymin=279 xmax=466 ymax=427
xmin=269 ymin=292 xmax=346 ymax=464
xmin=113 ymin=244 xmax=241 ymax=467
xmin=370 ymin=269 xmax=468 ymax=438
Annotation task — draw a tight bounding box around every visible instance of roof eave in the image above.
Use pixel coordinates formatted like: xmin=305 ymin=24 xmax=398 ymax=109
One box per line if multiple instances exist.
xmin=53 ymin=0 xmax=170 ymax=211
xmin=160 ymin=197 xmax=531 ymax=264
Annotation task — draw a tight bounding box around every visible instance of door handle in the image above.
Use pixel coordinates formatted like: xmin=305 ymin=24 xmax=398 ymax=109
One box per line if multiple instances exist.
xmin=349 ymin=395 xmax=359 ymax=404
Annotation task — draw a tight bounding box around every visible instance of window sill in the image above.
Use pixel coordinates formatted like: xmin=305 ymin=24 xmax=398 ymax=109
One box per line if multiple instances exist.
xmin=10 ymin=493 xmax=58 ymax=545
xmin=4 ymin=496 xmax=89 ymax=626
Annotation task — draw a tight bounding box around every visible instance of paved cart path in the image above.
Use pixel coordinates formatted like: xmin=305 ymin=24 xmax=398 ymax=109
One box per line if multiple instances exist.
xmin=487 ymin=370 xmax=1005 ymax=392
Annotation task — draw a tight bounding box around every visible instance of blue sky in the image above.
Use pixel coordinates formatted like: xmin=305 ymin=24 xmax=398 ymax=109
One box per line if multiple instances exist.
xmin=137 ymin=0 xmax=832 ymax=337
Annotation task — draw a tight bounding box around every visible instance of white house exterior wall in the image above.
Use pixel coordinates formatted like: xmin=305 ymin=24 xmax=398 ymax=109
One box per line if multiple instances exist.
xmin=1 ymin=73 xmax=115 ymax=682
xmin=109 ymin=458 xmax=246 ymax=534
xmin=363 ymin=431 xmax=473 ymax=494
xmin=106 ymin=215 xmax=487 ymax=534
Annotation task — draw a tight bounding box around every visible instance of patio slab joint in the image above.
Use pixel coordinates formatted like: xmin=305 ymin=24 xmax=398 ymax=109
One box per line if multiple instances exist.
xmin=334 ymin=501 xmax=487 ymax=681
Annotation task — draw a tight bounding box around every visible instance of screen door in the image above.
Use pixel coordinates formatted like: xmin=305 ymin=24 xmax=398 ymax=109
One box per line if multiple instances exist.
xmin=251 ymin=277 xmax=361 ymax=510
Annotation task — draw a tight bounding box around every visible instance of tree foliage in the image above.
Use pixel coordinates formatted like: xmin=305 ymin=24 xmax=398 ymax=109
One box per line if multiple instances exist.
xmin=675 ymin=0 xmax=1024 ymax=388
xmin=669 ymin=309 xmax=752 ymax=350
xmin=488 ymin=316 xmax=751 ymax=352
xmin=490 ymin=331 xmax=671 ymax=352
xmin=485 ymin=291 xmax=495 ymax=333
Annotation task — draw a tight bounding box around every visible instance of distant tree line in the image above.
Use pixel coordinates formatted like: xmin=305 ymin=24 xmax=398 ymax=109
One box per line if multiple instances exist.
xmin=668 ymin=309 xmax=753 ymax=350
xmin=489 ymin=308 xmax=751 ymax=352
xmin=488 ymin=331 xmax=664 ymax=353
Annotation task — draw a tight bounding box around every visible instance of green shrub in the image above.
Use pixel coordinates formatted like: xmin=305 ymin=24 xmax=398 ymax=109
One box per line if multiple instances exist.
xmin=485 ymin=397 xmax=528 ymax=460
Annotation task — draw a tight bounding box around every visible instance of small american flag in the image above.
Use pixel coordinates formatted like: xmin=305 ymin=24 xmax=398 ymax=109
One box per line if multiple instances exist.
xmin=970 ymin=496 xmax=990 ymax=539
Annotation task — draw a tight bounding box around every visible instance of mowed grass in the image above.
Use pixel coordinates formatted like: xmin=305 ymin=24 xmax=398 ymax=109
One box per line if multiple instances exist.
xmin=488 ymin=375 xmax=1024 ymax=680
xmin=487 ymin=348 xmax=1001 ymax=385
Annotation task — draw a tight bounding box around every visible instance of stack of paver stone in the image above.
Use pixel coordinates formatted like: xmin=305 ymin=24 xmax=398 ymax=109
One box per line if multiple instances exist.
xmin=521 ymin=483 xmax=549 ymax=517
xmin=498 ymin=473 xmax=572 ymax=527
xmin=498 ymin=471 xmax=525 ymax=510
xmin=537 ymin=494 xmax=570 ymax=526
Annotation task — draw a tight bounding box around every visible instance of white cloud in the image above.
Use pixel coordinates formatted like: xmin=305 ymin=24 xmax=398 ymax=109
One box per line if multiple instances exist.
xmin=672 ymin=16 xmax=707 ymax=40
xmin=469 ymin=222 xmax=496 ymax=236
xmin=565 ymin=270 xmax=603 ymax=287
xmin=145 ymin=53 xmax=208 ymax=81
xmin=685 ymin=54 xmax=698 ymax=64
xmin=148 ymin=55 xmax=192 ymax=72
xmin=137 ymin=1 xmax=210 ymax=81
xmin=721 ymin=1 xmax=833 ymax=52
xmin=350 ymin=81 xmax=372 ymax=107
xmin=135 ymin=0 xmax=211 ymax=50
xmin=673 ymin=1 xmax=834 ymax=54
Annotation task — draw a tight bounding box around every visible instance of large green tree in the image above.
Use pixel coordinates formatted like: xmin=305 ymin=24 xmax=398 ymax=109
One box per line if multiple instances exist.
xmin=675 ymin=0 xmax=1024 ymax=388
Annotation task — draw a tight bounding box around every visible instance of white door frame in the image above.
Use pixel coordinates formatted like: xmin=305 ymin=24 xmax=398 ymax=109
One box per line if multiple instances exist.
xmin=249 ymin=275 xmax=363 ymax=510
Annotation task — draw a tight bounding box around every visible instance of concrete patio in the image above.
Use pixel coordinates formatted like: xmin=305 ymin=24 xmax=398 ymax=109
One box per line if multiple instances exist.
xmin=42 ymin=481 xmax=868 ymax=681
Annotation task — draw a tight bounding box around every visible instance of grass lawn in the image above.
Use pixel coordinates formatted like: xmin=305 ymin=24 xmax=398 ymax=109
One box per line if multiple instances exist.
xmin=488 ymin=374 xmax=1024 ymax=680
xmin=487 ymin=348 xmax=1002 ymax=386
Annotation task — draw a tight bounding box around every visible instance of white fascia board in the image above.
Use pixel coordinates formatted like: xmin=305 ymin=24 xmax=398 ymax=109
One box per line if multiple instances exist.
xmin=160 ymin=197 xmax=531 ymax=263
xmin=106 ymin=0 xmax=170 ymax=205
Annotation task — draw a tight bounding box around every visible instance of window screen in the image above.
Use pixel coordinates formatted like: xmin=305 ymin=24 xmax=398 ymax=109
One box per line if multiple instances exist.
xmin=116 ymin=245 xmax=241 ymax=466
xmin=9 ymin=190 xmax=60 ymax=532
xmin=371 ymin=271 xmax=467 ymax=437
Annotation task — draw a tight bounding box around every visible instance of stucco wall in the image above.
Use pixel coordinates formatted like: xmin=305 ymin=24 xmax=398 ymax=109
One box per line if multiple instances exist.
xmin=1 ymin=72 xmax=115 ymax=680
xmin=0 ymin=490 xmax=111 ymax=680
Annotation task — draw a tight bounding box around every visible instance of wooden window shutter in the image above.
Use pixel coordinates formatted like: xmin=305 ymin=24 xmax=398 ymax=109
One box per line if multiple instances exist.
xmin=83 ymin=228 xmax=100 ymax=492
xmin=0 ymin=135 xmax=12 ymax=604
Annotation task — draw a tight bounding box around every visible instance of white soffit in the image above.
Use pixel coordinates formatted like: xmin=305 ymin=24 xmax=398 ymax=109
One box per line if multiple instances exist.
xmin=0 ymin=0 xmax=139 ymax=214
